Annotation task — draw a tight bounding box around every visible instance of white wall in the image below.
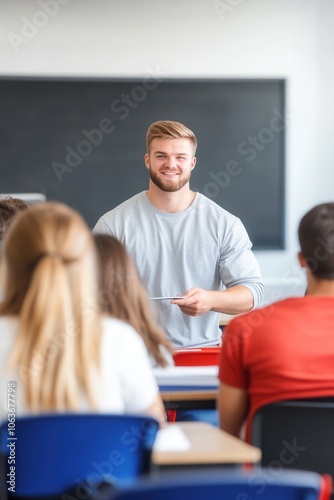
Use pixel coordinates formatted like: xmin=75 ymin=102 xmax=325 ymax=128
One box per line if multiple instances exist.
xmin=2 ymin=0 xmax=334 ymax=303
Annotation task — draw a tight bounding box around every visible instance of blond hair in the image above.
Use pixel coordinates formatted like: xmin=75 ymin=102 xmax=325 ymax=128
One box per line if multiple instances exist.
xmin=0 ymin=202 xmax=101 ymax=412
xmin=146 ymin=120 xmax=197 ymax=155
xmin=94 ymin=233 xmax=174 ymax=366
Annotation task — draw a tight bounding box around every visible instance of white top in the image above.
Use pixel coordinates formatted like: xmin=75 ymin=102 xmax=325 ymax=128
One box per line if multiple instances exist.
xmin=0 ymin=316 xmax=159 ymax=422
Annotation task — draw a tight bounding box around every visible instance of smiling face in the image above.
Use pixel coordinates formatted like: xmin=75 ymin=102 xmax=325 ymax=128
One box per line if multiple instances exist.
xmin=144 ymin=138 xmax=196 ymax=193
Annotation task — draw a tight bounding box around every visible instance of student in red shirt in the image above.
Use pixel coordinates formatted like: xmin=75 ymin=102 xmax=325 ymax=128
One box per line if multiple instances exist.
xmin=218 ymin=202 xmax=334 ymax=442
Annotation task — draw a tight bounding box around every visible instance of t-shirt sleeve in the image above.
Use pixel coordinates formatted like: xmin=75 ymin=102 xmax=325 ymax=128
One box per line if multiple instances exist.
xmin=93 ymin=216 xmax=113 ymax=234
xmin=218 ymin=318 xmax=249 ymax=389
xmin=219 ymin=218 xmax=264 ymax=308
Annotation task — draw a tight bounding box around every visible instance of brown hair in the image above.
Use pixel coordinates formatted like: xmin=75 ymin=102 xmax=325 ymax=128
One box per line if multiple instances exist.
xmin=0 ymin=196 xmax=29 ymax=241
xmin=94 ymin=233 xmax=173 ymax=366
xmin=1 ymin=202 xmax=101 ymax=411
xmin=146 ymin=120 xmax=197 ymax=155
xmin=298 ymin=202 xmax=334 ymax=279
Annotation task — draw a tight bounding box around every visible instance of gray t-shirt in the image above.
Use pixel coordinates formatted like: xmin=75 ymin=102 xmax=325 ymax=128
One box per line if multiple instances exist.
xmin=94 ymin=192 xmax=263 ymax=348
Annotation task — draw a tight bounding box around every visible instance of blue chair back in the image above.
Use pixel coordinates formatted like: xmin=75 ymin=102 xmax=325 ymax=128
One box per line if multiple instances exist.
xmin=0 ymin=413 xmax=159 ymax=498
xmin=111 ymin=468 xmax=332 ymax=500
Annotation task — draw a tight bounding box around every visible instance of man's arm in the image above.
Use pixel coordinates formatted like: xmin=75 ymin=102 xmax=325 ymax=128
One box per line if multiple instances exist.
xmin=217 ymin=382 xmax=248 ymax=438
xmin=218 ymin=218 xmax=264 ymax=309
xmin=171 ymin=286 xmax=254 ymax=316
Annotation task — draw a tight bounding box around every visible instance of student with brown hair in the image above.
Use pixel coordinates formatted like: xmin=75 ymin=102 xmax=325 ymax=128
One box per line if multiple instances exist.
xmin=94 ymin=233 xmax=173 ymax=367
xmin=218 ymin=202 xmax=334 ymax=442
xmin=0 ymin=202 xmax=165 ymax=424
xmin=0 ymin=196 xmax=29 ymax=297
xmin=0 ymin=196 xmax=29 ymax=241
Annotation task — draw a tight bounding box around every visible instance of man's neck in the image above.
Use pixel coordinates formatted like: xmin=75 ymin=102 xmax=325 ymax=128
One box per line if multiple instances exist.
xmin=306 ymin=276 xmax=334 ymax=296
xmin=146 ymin=184 xmax=196 ymax=213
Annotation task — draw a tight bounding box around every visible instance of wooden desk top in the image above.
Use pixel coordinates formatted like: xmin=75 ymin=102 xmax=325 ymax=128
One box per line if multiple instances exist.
xmin=152 ymin=422 xmax=261 ymax=466
xmin=161 ymin=389 xmax=217 ymax=402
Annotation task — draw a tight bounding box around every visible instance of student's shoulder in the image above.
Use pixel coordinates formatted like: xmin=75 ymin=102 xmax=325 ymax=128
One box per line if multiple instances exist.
xmin=0 ymin=315 xmax=18 ymax=330
xmin=0 ymin=316 xmax=18 ymax=349
xmin=227 ymin=298 xmax=304 ymax=331
xmin=102 ymin=315 xmax=135 ymax=333
xmin=102 ymin=316 xmax=145 ymax=346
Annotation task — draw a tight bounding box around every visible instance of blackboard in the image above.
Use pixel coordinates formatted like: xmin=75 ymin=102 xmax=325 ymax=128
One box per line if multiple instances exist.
xmin=0 ymin=77 xmax=285 ymax=249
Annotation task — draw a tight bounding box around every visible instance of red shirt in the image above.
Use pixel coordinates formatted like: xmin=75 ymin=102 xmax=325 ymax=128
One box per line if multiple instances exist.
xmin=219 ymin=296 xmax=334 ymax=442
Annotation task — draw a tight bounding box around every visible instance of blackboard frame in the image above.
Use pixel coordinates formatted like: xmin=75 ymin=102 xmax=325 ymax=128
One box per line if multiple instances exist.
xmin=0 ymin=76 xmax=285 ymax=250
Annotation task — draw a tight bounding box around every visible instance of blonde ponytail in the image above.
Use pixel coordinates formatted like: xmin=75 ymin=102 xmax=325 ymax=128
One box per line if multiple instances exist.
xmin=2 ymin=202 xmax=102 ymax=411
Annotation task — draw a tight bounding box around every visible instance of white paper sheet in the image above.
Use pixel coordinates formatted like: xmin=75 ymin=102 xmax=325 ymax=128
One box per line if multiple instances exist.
xmin=149 ymin=296 xmax=185 ymax=300
xmin=153 ymin=425 xmax=191 ymax=451
xmin=154 ymin=365 xmax=219 ymax=386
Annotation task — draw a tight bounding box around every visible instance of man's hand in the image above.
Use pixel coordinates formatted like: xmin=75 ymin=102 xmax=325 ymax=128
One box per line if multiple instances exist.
xmin=171 ymin=288 xmax=212 ymax=316
xmin=171 ymin=286 xmax=254 ymax=316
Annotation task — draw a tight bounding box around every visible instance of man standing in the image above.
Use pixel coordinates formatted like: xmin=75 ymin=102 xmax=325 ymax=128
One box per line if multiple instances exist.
xmin=94 ymin=120 xmax=263 ymax=348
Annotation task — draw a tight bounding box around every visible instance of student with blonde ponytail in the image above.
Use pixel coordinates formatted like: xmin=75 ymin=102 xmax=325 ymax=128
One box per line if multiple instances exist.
xmin=0 ymin=202 xmax=165 ymax=424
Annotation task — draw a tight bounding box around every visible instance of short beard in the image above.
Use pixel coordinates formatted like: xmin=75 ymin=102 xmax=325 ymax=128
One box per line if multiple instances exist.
xmin=149 ymin=169 xmax=191 ymax=192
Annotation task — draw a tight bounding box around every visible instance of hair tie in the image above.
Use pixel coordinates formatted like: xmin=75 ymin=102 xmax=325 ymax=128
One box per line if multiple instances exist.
xmin=42 ymin=252 xmax=62 ymax=259
xmin=33 ymin=252 xmax=63 ymax=266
